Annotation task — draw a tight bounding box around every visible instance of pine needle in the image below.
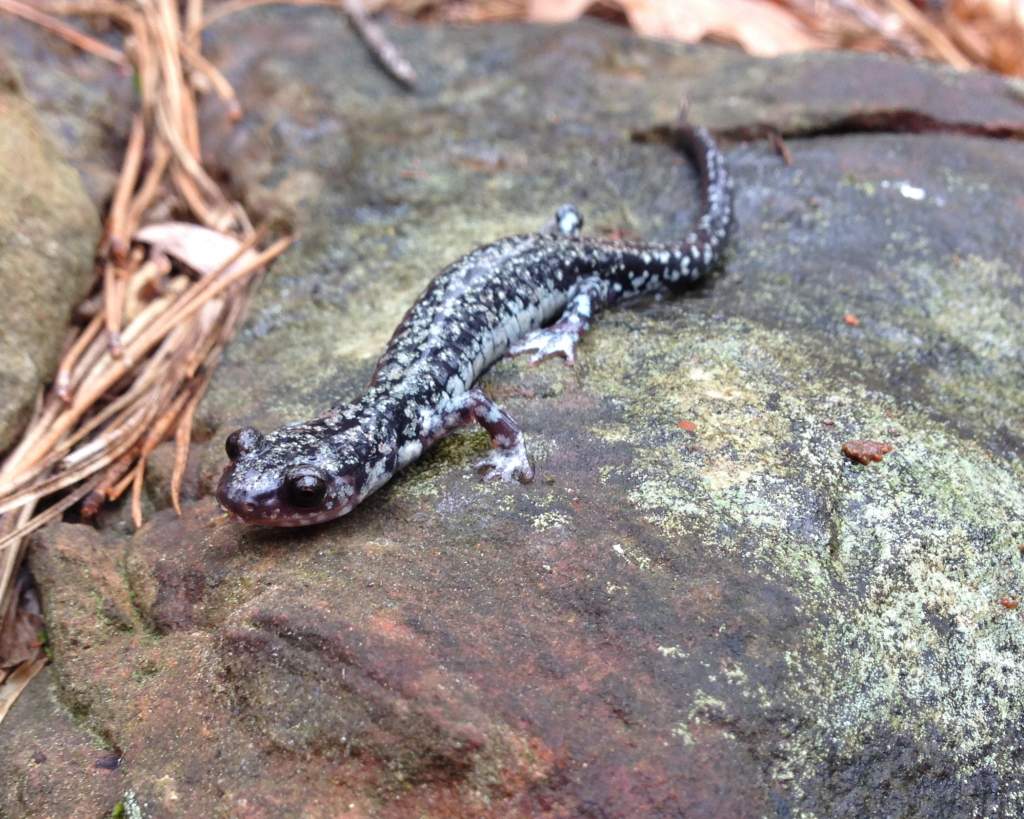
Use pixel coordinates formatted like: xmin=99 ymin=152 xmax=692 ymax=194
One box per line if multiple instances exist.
xmin=0 ymin=0 xmax=295 ymax=700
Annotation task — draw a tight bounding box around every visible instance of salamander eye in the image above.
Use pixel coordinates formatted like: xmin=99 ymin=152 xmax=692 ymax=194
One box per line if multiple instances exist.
xmin=284 ymin=465 xmax=328 ymax=508
xmin=225 ymin=427 xmax=264 ymax=461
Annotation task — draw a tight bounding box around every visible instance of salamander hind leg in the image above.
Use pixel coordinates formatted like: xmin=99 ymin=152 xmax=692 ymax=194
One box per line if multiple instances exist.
xmin=440 ymin=389 xmax=534 ymax=483
xmin=508 ymin=276 xmax=607 ymax=366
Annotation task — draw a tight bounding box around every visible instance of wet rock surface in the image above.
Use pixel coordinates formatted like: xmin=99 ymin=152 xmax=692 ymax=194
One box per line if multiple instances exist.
xmin=3 ymin=13 xmax=1024 ymax=817
xmin=0 ymin=54 xmax=99 ymax=452
xmin=0 ymin=18 xmax=133 ymax=208
xmin=0 ymin=665 xmax=124 ymax=816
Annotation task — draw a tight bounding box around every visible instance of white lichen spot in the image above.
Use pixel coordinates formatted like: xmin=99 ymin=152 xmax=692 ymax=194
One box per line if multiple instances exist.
xmin=121 ymin=791 xmax=144 ymax=819
xmin=532 ymin=510 xmax=571 ymax=531
xmin=671 ymin=723 xmax=696 ymax=744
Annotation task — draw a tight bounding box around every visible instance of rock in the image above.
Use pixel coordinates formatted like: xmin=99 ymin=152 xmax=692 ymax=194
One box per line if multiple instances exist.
xmin=0 ymin=18 xmax=133 ymax=208
xmin=0 ymin=55 xmax=99 ymax=452
xmin=3 ymin=13 xmax=1024 ymax=817
xmin=0 ymin=666 xmax=124 ymax=816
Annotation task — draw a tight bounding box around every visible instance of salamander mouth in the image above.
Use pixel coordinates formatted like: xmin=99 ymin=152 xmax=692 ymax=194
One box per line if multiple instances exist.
xmin=223 ymin=507 xmax=348 ymax=527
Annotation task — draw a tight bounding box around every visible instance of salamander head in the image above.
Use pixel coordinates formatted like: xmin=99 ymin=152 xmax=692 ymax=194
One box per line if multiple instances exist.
xmin=216 ymin=419 xmax=384 ymax=527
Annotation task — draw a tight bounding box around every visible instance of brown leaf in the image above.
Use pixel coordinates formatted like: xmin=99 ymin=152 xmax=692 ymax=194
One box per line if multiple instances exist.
xmin=528 ymin=0 xmax=824 ymax=56
xmin=0 ymin=573 xmax=44 ymax=670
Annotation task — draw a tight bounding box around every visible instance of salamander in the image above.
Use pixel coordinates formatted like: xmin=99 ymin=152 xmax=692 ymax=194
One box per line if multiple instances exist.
xmin=216 ymin=118 xmax=733 ymax=526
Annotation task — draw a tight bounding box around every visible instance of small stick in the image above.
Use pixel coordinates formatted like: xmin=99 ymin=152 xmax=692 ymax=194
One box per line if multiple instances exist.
xmin=125 ymin=386 xmax=193 ymax=527
xmin=184 ymin=0 xmax=204 ymax=48
xmin=156 ymin=102 xmax=223 ymax=204
xmin=154 ymin=0 xmax=187 ymax=135
xmin=0 ymin=393 xmax=61 ymax=487
xmin=130 ymin=15 xmax=160 ymax=116
xmin=181 ymin=40 xmax=242 ymax=120
xmin=102 ymin=262 xmax=126 ymax=356
xmin=342 ymin=0 xmax=416 ymax=87
xmin=36 ymin=0 xmax=137 ymax=24
xmin=124 ymin=254 xmax=172 ymax=321
xmin=170 ymin=166 xmax=221 ymax=229
xmin=106 ymin=114 xmax=147 ymax=259
xmin=767 ymin=128 xmax=793 ymax=165
xmin=176 ymin=46 xmax=203 ymax=161
xmin=54 ymin=311 xmax=105 ymax=401
xmin=201 ymin=0 xmax=417 ymax=87
xmin=171 ymin=371 xmax=211 ymax=515
xmin=124 ymin=141 xmax=172 ymax=237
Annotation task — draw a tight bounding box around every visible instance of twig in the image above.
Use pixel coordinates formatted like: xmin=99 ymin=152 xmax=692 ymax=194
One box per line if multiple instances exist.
xmin=202 ymin=0 xmax=417 ymax=86
xmin=171 ymin=370 xmax=212 ymax=514
xmin=54 ymin=312 xmax=104 ymax=401
xmin=343 ymin=0 xmax=417 ymax=87
xmin=124 ymin=141 xmax=172 ymax=236
xmin=0 ymin=405 xmax=157 ymax=517
xmin=181 ymin=40 xmax=243 ymax=120
xmin=184 ymin=0 xmax=204 ymax=48
xmin=106 ymin=114 xmax=147 ymax=259
xmin=767 ymin=128 xmax=794 ymax=165
xmin=102 ymin=263 xmax=126 ymax=356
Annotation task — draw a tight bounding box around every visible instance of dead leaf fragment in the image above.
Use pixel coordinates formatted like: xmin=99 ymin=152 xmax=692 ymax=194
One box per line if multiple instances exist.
xmin=0 ymin=573 xmax=44 ymax=671
xmin=135 ymin=222 xmax=255 ymax=277
xmin=527 ymin=0 xmax=824 ymax=56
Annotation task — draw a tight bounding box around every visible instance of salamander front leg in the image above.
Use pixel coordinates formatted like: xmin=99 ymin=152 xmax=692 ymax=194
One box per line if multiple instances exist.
xmin=439 ymin=389 xmax=534 ymax=483
xmin=508 ymin=276 xmax=608 ymax=366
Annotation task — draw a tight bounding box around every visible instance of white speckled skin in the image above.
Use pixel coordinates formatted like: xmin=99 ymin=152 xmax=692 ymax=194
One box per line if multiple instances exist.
xmin=217 ymin=123 xmax=732 ymax=526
